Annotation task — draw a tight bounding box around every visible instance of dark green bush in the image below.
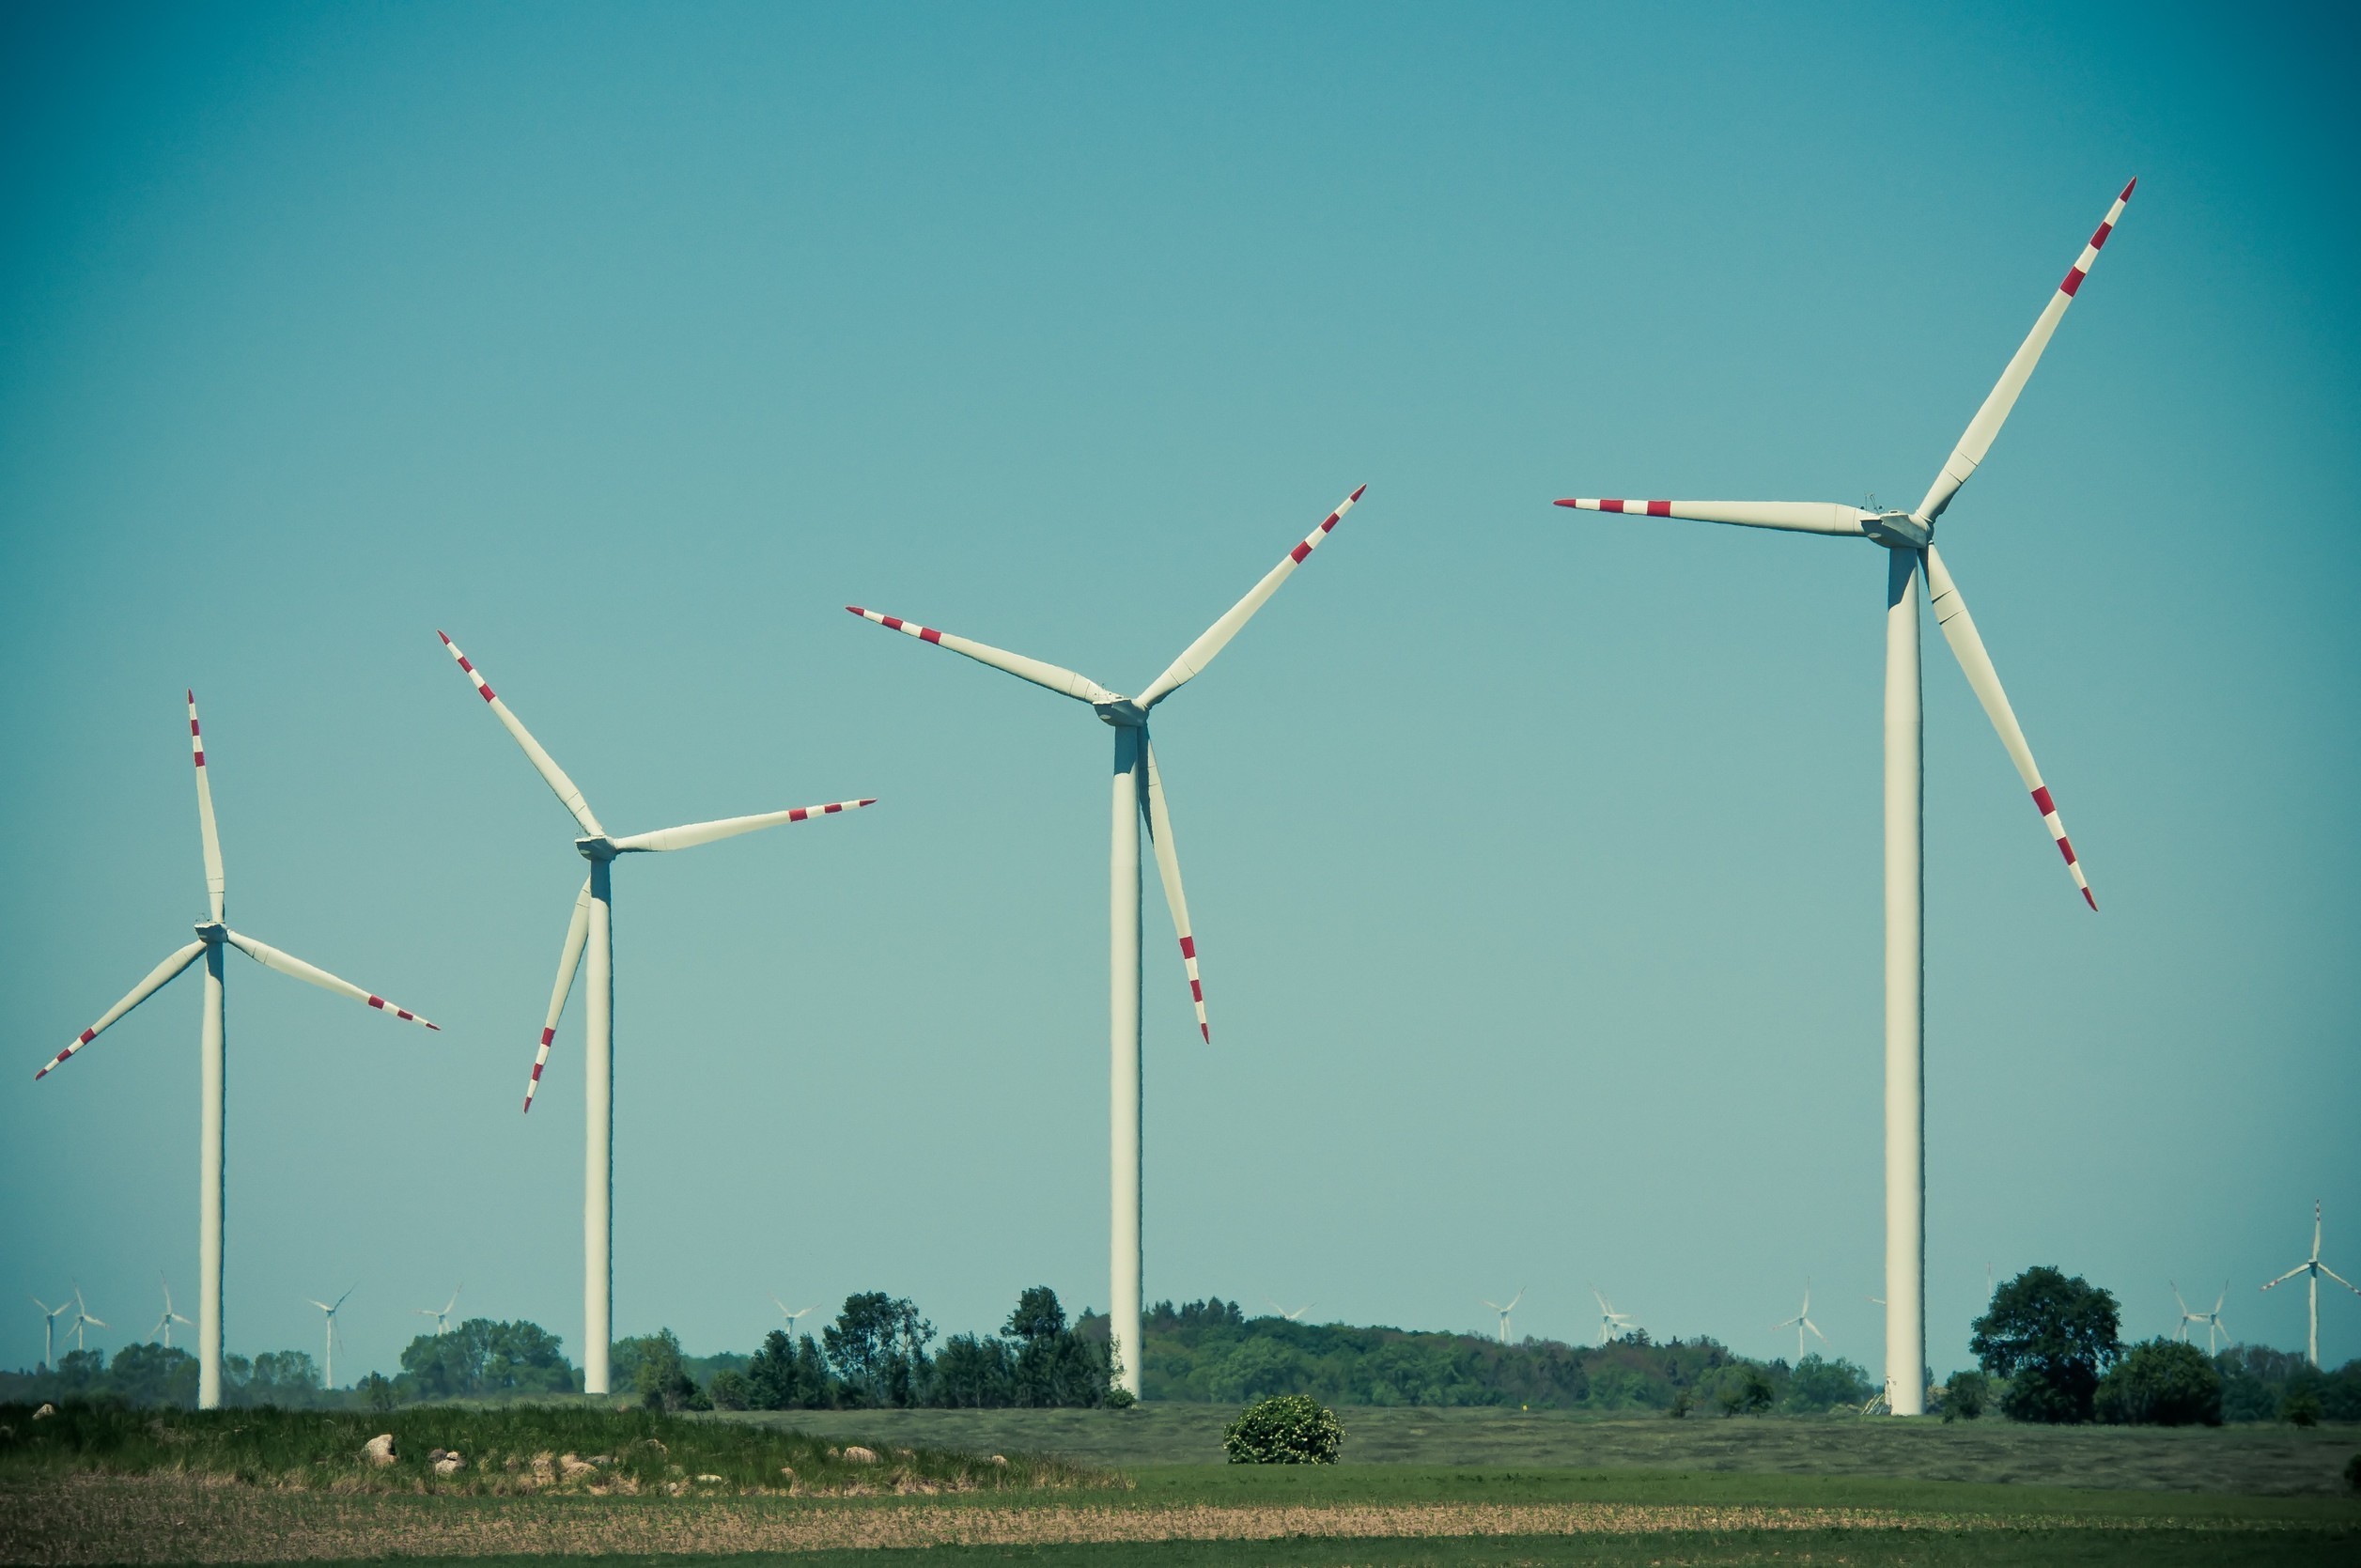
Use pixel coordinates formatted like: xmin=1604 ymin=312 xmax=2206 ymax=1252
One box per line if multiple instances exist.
xmin=1223 ymin=1393 xmax=1344 ymax=1464
xmin=1943 ymin=1370 xmax=1989 ymax=1421
xmin=1971 ymin=1266 xmax=2121 ymax=1423
xmin=2343 ymin=1452 xmax=2359 ymax=1493
xmin=2285 ymin=1389 xmax=2323 ymax=1428
xmin=2095 ymin=1339 xmax=2222 ymax=1426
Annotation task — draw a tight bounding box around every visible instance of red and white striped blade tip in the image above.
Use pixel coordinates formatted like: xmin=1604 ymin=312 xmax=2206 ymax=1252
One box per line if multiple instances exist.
xmin=1349 ymin=483 xmax=1367 ymax=502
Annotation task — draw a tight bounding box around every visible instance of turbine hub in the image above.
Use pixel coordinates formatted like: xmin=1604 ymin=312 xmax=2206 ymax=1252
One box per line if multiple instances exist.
xmin=1861 ymin=511 xmax=1932 ymax=550
xmin=1093 ymin=698 xmax=1146 ymax=728
xmin=574 ymin=835 xmax=619 ymax=862
xmin=194 ymin=920 xmax=226 ymax=945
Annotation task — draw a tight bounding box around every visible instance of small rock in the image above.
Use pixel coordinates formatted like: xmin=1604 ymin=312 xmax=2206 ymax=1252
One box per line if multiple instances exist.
xmin=778 ymin=1466 xmax=796 ymax=1479
xmin=433 ymin=1454 xmax=465 ymax=1477
xmin=33 ymin=1404 xmax=56 ymax=1421
xmin=428 ymin=1448 xmax=448 ymax=1462
xmin=558 ymin=1452 xmax=598 ymax=1482
xmin=362 ymin=1433 xmax=397 ymax=1466
xmin=694 ymin=1473 xmax=724 ymax=1483
xmin=989 ymin=1453 xmax=1008 ymax=1467
xmin=841 ymin=1445 xmax=879 ymax=1465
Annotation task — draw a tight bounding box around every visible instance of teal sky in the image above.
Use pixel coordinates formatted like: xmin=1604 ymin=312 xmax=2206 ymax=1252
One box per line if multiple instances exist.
xmin=5 ymin=3 xmax=2355 ymax=1384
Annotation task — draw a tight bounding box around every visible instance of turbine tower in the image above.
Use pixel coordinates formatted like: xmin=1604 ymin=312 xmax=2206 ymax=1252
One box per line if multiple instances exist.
xmin=2261 ymin=1201 xmax=2358 ymax=1367
xmin=2174 ymin=1281 xmax=2228 ymax=1354
xmin=33 ymin=1296 xmax=71 ymax=1371
xmin=1592 ymin=1288 xmax=1637 ymax=1346
xmin=33 ymin=692 xmax=438 ymax=1407
xmin=847 ymin=485 xmax=1365 ymax=1396
xmin=1481 ymin=1290 xmax=1525 ymax=1344
xmin=1555 ymin=179 xmax=2136 ymax=1413
xmin=305 ymin=1286 xmax=353 ymax=1389
xmin=152 ymin=1276 xmax=193 ymax=1349
xmin=437 ymin=632 xmax=875 ymax=1397
xmin=1774 ymin=1283 xmax=1829 ymax=1361
xmin=416 ymin=1285 xmax=461 ymax=1336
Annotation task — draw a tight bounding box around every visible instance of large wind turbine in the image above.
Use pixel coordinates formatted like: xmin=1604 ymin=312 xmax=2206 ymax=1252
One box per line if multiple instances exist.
xmin=33 ymin=693 xmax=438 ymax=1407
xmin=437 ymin=632 xmax=875 ymax=1397
xmin=66 ymin=1286 xmax=105 ymax=1354
xmin=2261 ymin=1201 xmax=2358 ymax=1368
xmin=2174 ymin=1281 xmax=2228 ymax=1355
xmin=1592 ymin=1288 xmax=1637 ymax=1346
xmin=1481 ymin=1290 xmax=1525 ymax=1344
xmin=1774 ymin=1283 xmax=1829 ymax=1361
xmin=305 ymin=1286 xmax=353 ymax=1389
xmin=1555 ymin=179 xmax=2136 ymax=1414
xmin=416 ymin=1284 xmax=461 ymax=1336
xmin=153 ymin=1275 xmax=194 ymax=1349
xmin=846 ymin=485 xmax=1364 ymax=1397
xmin=33 ymin=1296 xmax=71 ymax=1371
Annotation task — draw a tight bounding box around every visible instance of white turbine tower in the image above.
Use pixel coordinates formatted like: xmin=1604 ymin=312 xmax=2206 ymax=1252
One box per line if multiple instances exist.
xmin=1592 ymin=1289 xmax=1637 ymax=1346
xmin=437 ymin=632 xmax=875 ymax=1398
xmin=67 ymin=1286 xmax=106 ymax=1354
xmin=2261 ymin=1201 xmax=2358 ymax=1368
xmin=771 ymin=1297 xmax=816 ymax=1337
xmin=34 ymin=692 xmax=438 ymax=1408
xmin=847 ymin=485 xmax=1365 ymax=1397
xmin=2174 ymin=1281 xmax=2228 ymax=1354
xmin=305 ymin=1287 xmax=353 ymax=1389
xmin=153 ymin=1275 xmax=193 ymax=1349
xmin=416 ymin=1285 xmax=461 ymax=1336
xmin=1481 ymin=1291 xmax=1525 ymax=1344
xmin=1555 ymin=179 xmax=2137 ymax=1414
xmin=1774 ymin=1284 xmax=1829 ymax=1361
xmin=33 ymin=1296 xmax=72 ymax=1371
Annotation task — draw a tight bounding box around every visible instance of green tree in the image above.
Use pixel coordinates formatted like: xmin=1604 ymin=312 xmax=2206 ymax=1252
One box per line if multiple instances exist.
xmin=935 ymin=1333 xmax=1017 ymax=1406
xmin=1782 ymin=1354 xmax=1875 ymax=1414
xmin=106 ymin=1343 xmax=199 ymax=1408
xmin=1970 ymin=1266 xmax=2120 ymax=1423
xmin=824 ymin=1293 xmax=935 ymax=1407
xmin=746 ymin=1328 xmax=833 ymax=1409
xmin=398 ymin=1319 xmax=574 ymax=1400
xmin=1942 ymin=1369 xmax=1990 ymax=1421
xmin=1715 ymin=1363 xmax=1775 ymax=1416
xmin=2095 ymin=1338 xmax=2222 ymax=1426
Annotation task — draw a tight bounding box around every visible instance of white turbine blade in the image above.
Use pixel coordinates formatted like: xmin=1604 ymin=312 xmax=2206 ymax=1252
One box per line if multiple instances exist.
xmin=437 ymin=631 xmax=603 ymax=836
xmin=1136 ymin=485 xmax=1365 ymax=710
xmin=187 ymin=691 xmax=225 ymax=920
xmin=526 ymin=878 xmax=594 ymax=1113
xmin=35 ymin=941 xmax=207 ymax=1079
xmin=305 ymin=1298 xmax=334 ymax=1312
xmin=1923 ymin=545 xmax=2095 ymax=909
xmin=609 ymin=798 xmax=877 ymax=854
xmin=332 ymin=1286 xmax=355 ymax=1311
xmin=845 ymin=608 xmax=1121 ymax=706
xmin=1139 ymin=740 xmax=1207 ymax=1042
xmin=1506 ymin=1289 xmax=1526 ymax=1312
xmin=2173 ymin=1283 xmax=2191 ymax=1315
xmin=225 ymin=930 xmax=439 ymax=1030
xmin=1807 ymin=1319 xmax=1829 ymax=1344
xmin=1552 ymin=497 xmax=1871 ymax=536
xmin=2260 ymin=1265 xmax=2307 ymax=1290
xmin=2322 ymin=1265 xmax=2361 ymax=1295
xmin=1915 ymin=179 xmax=2137 ymax=523
xmin=2213 ymin=1284 xmax=2228 ymax=1314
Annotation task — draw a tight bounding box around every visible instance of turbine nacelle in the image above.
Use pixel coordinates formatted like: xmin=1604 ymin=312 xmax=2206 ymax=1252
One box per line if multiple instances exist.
xmin=1861 ymin=512 xmax=1931 ymax=551
xmin=574 ymin=835 xmax=621 ymax=862
xmin=194 ymin=920 xmax=227 ymax=946
xmin=1093 ymin=698 xmax=1147 ymax=728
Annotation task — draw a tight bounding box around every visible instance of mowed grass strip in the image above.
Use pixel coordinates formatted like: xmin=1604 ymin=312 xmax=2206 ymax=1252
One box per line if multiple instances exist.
xmin=2 ymin=1476 xmax=2352 ymax=1565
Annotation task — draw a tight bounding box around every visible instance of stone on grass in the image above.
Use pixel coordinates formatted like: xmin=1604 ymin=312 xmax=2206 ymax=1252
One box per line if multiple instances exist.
xmin=841 ymin=1445 xmax=879 ymax=1465
xmin=362 ymin=1434 xmax=396 ymax=1466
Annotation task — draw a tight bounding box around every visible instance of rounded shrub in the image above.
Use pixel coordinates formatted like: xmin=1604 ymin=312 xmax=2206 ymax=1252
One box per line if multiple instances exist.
xmin=2093 ymin=1339 xmax=2222 ymax=1427
xmin=1222 ymin=1394 xmax=1344 ymax=1465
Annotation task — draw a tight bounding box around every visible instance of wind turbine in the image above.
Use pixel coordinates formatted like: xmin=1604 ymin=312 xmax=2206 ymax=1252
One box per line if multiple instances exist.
xmin=152 ymin=1275 xmax=193 ymax=1349
xmin=2261 ymin=1201 xmax=2358 ymax=1367
xmin=1555 ymin=179 xmax=2137 ymax=1414
xmin=415 ymin=1285 xmax=461 ymax=1336
xmin=847 ymin=484 xmax=1365 ymax=1396
xmin=1774 ymin=1284 xmax=1829 ymax=1361
xmin=32 ymin=693 xmax=437 ymax=1408
xmin=1481 ymin=1290 xmax=1525 ymax=1344
xmin=1266 ymin=1299 xmax=1315 ymax=1323
xmin=67 ymin=1285 xmax=105 ymax=1354
xmin=1592 ymin=1288 xmax=1637 ymax=1346
xmin=771 ymin=1297 xmax=816 ymax=1337
xmin=437 ymin=631 xmax=875 ymax=1398
xmin=32 ymin=1296 xmax=71 ymax=1371
xmin=305 ymin=1287 xmax=353 ymax=1389
xmin=2174 ymin=1281 xmax=2228 ymax=1354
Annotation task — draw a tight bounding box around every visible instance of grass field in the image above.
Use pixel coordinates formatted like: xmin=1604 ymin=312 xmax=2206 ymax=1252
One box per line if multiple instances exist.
xmin=3 ymin=1404 xmax=2354 ymax=1565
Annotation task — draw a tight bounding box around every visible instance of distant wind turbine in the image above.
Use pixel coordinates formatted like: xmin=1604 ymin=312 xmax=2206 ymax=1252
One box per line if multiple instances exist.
xmin=1481 ymin=1291 xmax=1526 ymax=1344
xmin=771 ymin=1297 xmax=816 ymax=1336
xmin=1773 ymin=1283 xmax=1829 ymax=1361
xmin=32 ymin=692 xmax=438 ymax=1408
xmin=1592 ymin=1289 xmax=1636 ymax=1346
xmin=1266 ymin=1299 xmax=1314 ymax=1323
xmin=32 ymin=1296 xmax=71 ymax=1370
xmin=305 ymin=1287 xmax=354 ymax=1389
xmin=2260 ymin=1201 xmax=2358 ymax=1368
xmin=67 ymin=1285 xmax=106 ymax=1353
xmin=438 ymin=630 xmax=874 ymax=1398
xmin=2174 ymin=1281 xmax=2228 ymax=1355
xmin=152 ymin=1276 xmax=193 ymax=1349
xmin=415 ymin=1285 xmax=461 ymax=1336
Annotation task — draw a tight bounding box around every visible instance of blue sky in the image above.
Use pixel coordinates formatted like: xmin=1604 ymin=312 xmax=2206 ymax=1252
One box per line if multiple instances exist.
xmin=4 ymin=2 xmax=2355 ymax=1385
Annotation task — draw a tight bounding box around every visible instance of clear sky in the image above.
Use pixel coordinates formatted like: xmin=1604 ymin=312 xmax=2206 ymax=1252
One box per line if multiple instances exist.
xmin=4 ymin=2 xmax=2355 ymax=1386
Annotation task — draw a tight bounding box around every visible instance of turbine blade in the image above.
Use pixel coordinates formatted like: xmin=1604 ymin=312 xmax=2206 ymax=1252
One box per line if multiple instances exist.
xmin=1923 ymin=545 xmax=2094 ymax=908
xmin=1139 ymin=739 xmax=1207 ymax=1042
xmin=437 ymin=632 xmax=603 ymax=836
xmin=2321 ymin=1265 xmax=2361 ymax=1295
xmin=225 ymin=930 xmax=439 ymax=1030
xmin=608 ymin=799 xmax=877 ymax=854
xmin=1915 ymin=178 xmax=2137 ymax=523
xmin=1137 ymin=485 xmax=1365 ymax=709
xmin=526 ymin=878 xmax=594 ymax=1112
xmin=187 ymin=692 xmax=225 ymax=921
xmin=2260 ymin=1265 xmax=2307 ymax=1289
xmin=845 ymin=608 xmax=1120 ymax=706
xmin=36 ymin=941 xmax=207 ymax=1079
xmin=1808 ymin=1320 xmax=1829 ymax=1343
xmin=1552 ymin=497 xmax=1871 ymax=536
